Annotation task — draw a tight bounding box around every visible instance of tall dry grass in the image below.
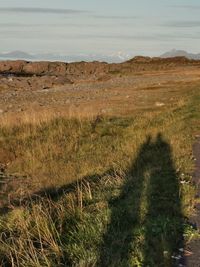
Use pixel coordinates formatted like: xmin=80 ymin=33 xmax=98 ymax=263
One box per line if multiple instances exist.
xmin=0 ymin=86 xmax=200 ymax=266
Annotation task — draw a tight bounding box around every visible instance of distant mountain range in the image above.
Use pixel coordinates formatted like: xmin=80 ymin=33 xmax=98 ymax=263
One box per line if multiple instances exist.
xmin=1 ymin=49 xmax=200 ymax=63
xmin=0 ymin=51 xmax=34 ymax=60
xmin=0 ymin=50 xmax=133 ymax=63
xmin=160 ymin=49 xmax=200 ymax=60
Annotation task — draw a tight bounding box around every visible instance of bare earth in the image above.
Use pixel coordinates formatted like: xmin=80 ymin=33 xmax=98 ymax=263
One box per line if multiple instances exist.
xmin=1 ymin=65 xmax=200 ymax=118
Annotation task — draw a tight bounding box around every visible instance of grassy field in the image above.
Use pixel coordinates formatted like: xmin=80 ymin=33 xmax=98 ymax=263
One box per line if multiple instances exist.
xmin=0 ymin=83 xmax=200 ymax=266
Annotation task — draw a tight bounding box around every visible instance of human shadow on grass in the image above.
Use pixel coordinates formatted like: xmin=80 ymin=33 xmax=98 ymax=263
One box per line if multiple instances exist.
xmin=0 ymin=170 xmax=114 ymax=215
xmin=98 ymin=133 xmax=184 ymax=267
xmin=0 ymin=134 xmax=185 ymax=267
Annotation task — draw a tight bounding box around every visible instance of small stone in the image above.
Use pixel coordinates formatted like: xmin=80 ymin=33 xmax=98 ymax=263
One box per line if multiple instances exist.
xmin=155 ymin=102 xmax=165 ymax=107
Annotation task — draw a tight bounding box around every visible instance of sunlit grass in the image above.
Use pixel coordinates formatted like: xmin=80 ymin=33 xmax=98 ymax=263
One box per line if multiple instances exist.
xmin=0 ymin=85 xmax=200 ymax=266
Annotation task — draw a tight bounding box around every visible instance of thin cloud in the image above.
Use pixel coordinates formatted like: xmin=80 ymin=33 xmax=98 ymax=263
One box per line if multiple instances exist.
xmin=78 ymin=33 xmax=200 ymax=41
xmin=0 ymin=21 xmax=136 ymax=29
xmin=0 ymin=22 xmax=109 ymax=29
xmin=2 ymin=31 xmax=199 ymax=41
xmin=93 ymin=15 xmax=137 ymax=20
xmin=162 ymin=21 xmax=200 ymax=28
xmin=171 ymin=5 xmax=200 ymax=10
xmin=0 ymin=7 xmax=87 ymax=15
xmin=0 ymin=23 xmax=43 ymax=27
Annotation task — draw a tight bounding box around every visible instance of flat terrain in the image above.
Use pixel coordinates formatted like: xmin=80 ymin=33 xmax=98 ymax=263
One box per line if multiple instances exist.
xmin=0 ymin=59 xmax=200 ymax=266
xmin=1 ymin=65 xmax=200 ymax=117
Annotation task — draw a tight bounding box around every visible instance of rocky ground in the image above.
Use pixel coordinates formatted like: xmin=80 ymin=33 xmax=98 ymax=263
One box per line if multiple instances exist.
xmin=1 ymin=57 xmax=200 ymax=118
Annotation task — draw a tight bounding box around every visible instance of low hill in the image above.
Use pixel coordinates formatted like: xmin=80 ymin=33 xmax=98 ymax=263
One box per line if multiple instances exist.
xmin=0 ymin=56 xmax=200 ymax=83
xmin=161 ymin=49 xmax=200 ymax=60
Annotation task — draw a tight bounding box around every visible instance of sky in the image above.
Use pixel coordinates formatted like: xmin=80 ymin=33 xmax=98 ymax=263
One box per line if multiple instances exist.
xmin=0 ymin=0 xmax=200 ymax=58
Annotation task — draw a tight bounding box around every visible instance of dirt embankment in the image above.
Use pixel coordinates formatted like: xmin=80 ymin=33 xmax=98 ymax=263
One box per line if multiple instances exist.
xmin=0 ymin=60 xmax=109 ymax=82
xmin=1 ymin=56 xmax=200 ymax=81
xmin=1 ymin=55 xmax=200 ymax=116
xmin=0 ymin=60 xmax=111 ymax=90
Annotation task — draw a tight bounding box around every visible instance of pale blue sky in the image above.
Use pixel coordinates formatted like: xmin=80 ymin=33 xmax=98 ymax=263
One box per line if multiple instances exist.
xmin=0 ymin=0 xmax=200 ymax=57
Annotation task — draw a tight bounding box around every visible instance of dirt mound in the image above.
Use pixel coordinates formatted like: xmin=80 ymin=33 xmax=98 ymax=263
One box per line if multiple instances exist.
xmin=0 ymin=56 xmax=198 ymax=78
xmin=126 ymin=56 xmax=153 ymax=63
xmin=0 ymin=57 xmax=200 ymax=88
xmin=0 ymin=60 xmax=109 ymax=82
xmin=0 ymin=60 xmax=26 ymax=74
xmin=109 ymin=56 xmax=200 ymax=74
xmin=126 ymin=56 xmax=191 ymax=64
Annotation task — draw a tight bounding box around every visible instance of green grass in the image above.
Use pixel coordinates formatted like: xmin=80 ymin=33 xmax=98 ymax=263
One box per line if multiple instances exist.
xmin=0 ymin=85 xmax=200 ymax=266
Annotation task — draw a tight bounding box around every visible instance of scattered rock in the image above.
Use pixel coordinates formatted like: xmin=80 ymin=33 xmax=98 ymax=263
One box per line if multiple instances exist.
xmin=155 ymin=102 xmax=165 ymax=107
